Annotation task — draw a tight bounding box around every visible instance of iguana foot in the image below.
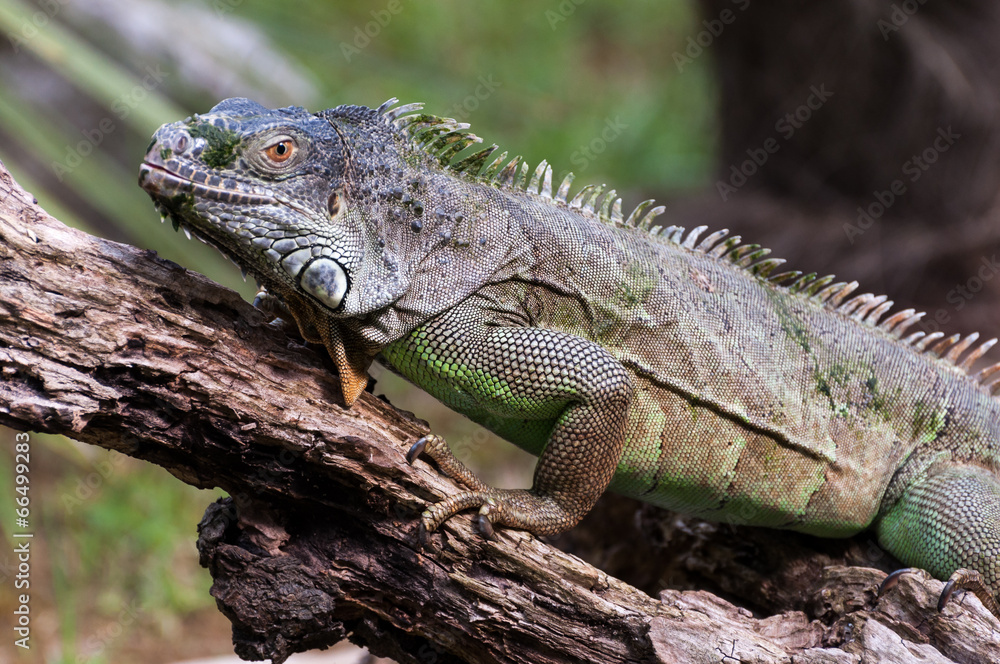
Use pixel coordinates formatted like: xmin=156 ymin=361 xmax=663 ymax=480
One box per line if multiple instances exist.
xmin=252 ymin=287 xmax=300 ymax=334
xmin=252 ymin=286 xmax=288 ymax=318
xmin=879 ymin=567 xmax=1000 ymax=618
xmin=407 ymin=434 xmax=577 ymax=538
xmin=420 ymin=486 xmax=576 ymax=539
xmin=876 ymin=464 xmax=1000 ymax=621
xmin=940 ymin=568 xmax=1000 ymax=615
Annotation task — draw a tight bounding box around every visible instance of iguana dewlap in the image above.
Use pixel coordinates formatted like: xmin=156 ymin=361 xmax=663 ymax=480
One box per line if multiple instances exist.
xmin=138 ymin=97 xmax=1000 ymax=618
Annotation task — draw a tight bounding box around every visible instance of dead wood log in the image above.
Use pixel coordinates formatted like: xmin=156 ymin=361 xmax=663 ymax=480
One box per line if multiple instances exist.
xmin=1 ymin=161 xmax=998 ymax=663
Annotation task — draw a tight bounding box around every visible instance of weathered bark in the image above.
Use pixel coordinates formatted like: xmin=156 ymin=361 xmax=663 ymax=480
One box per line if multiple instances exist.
xmin=2 ymin=161 xmax=998 ymax=664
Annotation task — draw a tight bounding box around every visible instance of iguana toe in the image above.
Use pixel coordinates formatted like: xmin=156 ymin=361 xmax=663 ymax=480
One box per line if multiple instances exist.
xmin=879 ymin=567 xmax=1000 ymax=619
xmin=407 ymin=434 xmax=490 ymax=491
xmin=939 ymin=568 xmax=999 ymax=616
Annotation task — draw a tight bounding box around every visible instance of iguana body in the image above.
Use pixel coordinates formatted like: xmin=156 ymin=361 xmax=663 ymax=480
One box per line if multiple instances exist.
xmin=139 ymin=97 xmax=1000 ymax=615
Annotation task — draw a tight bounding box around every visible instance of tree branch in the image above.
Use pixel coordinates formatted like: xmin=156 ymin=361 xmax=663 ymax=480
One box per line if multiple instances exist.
xmin=1 ymin=161 xmax=997 ymax=663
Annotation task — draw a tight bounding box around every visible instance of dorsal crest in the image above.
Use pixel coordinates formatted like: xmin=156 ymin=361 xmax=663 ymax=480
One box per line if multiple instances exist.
xmin=376 ymin=99 xmax=1000 ymax=394
xmin=378 ymin=98 xmax=665 ymax=229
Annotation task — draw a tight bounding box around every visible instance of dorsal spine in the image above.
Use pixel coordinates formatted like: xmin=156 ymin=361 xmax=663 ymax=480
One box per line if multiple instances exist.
xmin=374 ymin=99 xmax=1000 ymax=391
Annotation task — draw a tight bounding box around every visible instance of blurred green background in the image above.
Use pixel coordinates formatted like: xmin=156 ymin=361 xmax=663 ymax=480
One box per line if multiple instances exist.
xmin=0 ymin=0 xmax=714 ymax=661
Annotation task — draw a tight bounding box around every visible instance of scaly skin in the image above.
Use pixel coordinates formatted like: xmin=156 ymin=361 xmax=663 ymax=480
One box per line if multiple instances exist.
xmin=139 ymin=97 xmax=1000 ymax=617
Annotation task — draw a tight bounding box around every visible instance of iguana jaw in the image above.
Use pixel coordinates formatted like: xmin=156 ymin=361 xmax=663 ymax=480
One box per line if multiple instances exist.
xmin=139 ymin=156 xmax=351 ymax=313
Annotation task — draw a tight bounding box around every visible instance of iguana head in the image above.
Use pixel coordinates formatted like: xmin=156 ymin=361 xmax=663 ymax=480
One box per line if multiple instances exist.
xmin=139 ymin=97 xmax=419 ymax=317
xmin=140 ymin=97 xmax=528 ymax=402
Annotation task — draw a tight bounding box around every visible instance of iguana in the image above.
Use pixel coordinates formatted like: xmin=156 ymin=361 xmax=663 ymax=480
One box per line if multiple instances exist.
xmin=138 ymin=97 xmax=1000 ymax=618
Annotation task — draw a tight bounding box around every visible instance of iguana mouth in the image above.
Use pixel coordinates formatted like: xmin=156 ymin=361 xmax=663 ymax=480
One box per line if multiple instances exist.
xmin=138 ymin=160 xmax=265 ymax=273
xmin=138 ymin=161 xmax=274 ymax=207
xmin=138 ymin=162 xmax=351 ymax=312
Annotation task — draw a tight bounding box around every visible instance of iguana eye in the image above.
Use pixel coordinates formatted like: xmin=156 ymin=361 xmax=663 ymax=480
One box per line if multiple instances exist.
xmin=263 ymin=139 xmax=295 ymax=163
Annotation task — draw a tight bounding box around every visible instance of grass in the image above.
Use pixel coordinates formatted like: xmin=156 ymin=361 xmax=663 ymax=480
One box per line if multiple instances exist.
xmin=0 ymin=434 xmax=225 ymax=663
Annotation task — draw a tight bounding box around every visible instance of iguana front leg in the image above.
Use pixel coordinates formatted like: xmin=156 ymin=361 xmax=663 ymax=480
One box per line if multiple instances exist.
xmin=382 ymin=300 xmax=634 ymax=537
xmin=252 ymin=287 xmax=372 ymax=405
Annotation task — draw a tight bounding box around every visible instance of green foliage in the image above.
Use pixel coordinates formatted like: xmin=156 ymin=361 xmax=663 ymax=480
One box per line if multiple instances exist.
xmin=250 ymin=0 xmax=714 ymax=192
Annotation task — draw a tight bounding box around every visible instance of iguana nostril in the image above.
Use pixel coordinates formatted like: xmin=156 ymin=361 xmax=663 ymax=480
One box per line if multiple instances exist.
xmin=176 ymin=135 xmax=188 ymax=153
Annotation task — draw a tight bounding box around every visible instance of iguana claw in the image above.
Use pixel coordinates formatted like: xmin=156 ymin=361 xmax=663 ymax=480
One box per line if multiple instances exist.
xmin=877 ymin=568 xmax=914 ymax=597
xmin=477 ymin=509 xmax=497 ymax=540
xmin=415 ymin=520 xmax=434 ymax=550
xmin=940 ymin=578 xmax=958 ymax=611
xmin=406 ymin=437 xmax=428 ymax=464
xmin=879 ymin=567 xmax=1000 ymax=618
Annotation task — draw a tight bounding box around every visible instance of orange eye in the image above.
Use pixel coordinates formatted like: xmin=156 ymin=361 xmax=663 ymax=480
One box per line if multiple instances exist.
xmin=264 ymin=140 xmax=295 ymax=163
